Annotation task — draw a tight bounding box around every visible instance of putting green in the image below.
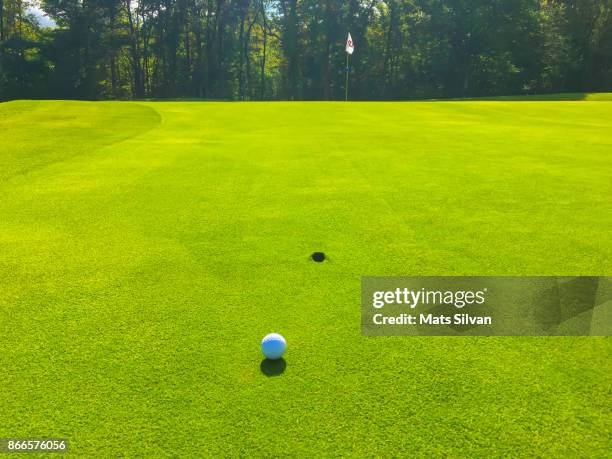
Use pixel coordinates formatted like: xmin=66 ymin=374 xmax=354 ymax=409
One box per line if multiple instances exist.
xmin=1 ymin=99 xmax=610 ymax=456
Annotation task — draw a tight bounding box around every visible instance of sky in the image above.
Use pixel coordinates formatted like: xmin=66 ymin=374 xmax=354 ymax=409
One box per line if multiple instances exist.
xmin=27 ymin=3 xmax=56 ymax=28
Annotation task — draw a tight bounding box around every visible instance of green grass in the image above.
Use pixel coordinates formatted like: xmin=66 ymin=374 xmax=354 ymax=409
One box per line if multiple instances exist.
xmin=1 ymin=98 xmax=610 ymax=456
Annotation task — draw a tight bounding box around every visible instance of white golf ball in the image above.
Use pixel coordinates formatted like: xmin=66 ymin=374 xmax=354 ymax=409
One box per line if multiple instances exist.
xmin=261 ymin=333 xmax=286 ymax=360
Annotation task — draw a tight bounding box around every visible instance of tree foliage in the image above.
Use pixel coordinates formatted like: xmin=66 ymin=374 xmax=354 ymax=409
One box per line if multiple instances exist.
xmin=1 ymin=0 xmax=611 ymax=100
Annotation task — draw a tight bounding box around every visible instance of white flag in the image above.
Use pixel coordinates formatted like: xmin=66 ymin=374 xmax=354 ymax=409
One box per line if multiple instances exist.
xmin=346 ymin=33 xmax=354 ymax=55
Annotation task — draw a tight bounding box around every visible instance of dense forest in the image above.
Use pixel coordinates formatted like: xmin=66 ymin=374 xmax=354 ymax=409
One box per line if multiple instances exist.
xmin=0 ymin=0 xmax=611 ymax=101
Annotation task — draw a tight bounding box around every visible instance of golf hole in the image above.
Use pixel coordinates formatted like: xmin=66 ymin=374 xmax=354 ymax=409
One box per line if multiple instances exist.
xmin=311 ymin=252 xmax=326 ymax=262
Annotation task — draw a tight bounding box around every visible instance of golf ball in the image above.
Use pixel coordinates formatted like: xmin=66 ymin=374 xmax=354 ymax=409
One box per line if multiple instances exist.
xmin=261 ymin=333 xmax=286 ymax=360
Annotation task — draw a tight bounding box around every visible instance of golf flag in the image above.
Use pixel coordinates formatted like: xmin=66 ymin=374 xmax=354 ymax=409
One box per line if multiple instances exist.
xmin=346 ymin=33 xmax=354 ymax=55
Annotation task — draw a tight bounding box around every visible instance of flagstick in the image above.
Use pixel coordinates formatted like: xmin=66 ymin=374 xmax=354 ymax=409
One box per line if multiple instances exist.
xmin=345 ymin=53 xmax=349 ymax=102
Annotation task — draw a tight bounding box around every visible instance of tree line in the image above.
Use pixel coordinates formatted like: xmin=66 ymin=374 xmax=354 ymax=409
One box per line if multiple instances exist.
xmin=1 ymin=0 xmax=611 ymax=101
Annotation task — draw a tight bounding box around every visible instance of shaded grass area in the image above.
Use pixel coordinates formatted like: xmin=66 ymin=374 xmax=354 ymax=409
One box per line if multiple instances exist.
xmin=0 ymin=101 xmax=161 ymax=181
xmin=462 ymin=92 xmax=612 ymax=101
xmin=0 ymin=99 xmax=610 ymax=456
xmin=132 ymin=91 xmax=612 ymax=102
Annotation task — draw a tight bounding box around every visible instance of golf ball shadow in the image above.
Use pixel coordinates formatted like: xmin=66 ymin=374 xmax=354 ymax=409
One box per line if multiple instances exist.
xmin=260 ymin=358 xmax=286 ymax=377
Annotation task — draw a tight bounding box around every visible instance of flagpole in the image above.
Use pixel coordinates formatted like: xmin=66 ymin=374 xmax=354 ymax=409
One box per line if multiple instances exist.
xmin=345 ymin=33 xmax=353 ymax=101
xmin=345 ymin=52 xmax=349 ymax=102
